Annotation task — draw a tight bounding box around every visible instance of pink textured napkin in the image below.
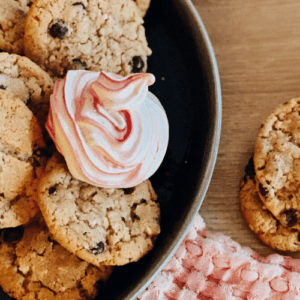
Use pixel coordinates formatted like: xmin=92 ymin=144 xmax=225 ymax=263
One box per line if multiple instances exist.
xmin=137 ymin=215 xmax=300 ymax=300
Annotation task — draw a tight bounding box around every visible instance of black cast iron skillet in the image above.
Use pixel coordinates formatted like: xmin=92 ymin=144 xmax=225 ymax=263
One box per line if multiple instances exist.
xmin=0 ymin=0 xmax=221 ymax=299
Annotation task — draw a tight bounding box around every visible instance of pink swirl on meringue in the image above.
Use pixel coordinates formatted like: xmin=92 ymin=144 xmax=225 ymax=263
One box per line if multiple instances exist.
xmin=46 ymin=71 xmax=169 ymax=188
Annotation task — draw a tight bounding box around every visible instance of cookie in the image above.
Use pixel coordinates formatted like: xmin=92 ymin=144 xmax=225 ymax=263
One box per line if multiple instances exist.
xmin=0 ymin=0 xmax=32 ymax=54
xmin=24 ymin=0 xmax=152 ymax=78
xmin=0 ymin=52 xmax=54 ymax=133
xmin=254 ymin=98 xmax=300 ymax=229
xmin=134 ymin=0 xmax=151 ymax=17
xmin=0 ymin=217 xmax=113 ymax=300
xmin=240 ymin=157 xmax=300 ymax=252
xmin=0 ymin=90 xmax=48 ymax=228
xmin=38 ymin=153 xmax=161 ymax=266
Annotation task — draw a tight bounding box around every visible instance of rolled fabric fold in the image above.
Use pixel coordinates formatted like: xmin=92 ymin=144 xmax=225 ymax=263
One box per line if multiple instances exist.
xmin=138 ymin=214 xmax=300 ymax=300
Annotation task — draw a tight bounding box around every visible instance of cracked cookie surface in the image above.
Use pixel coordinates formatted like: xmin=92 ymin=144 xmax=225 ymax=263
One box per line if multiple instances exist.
xmin=240 ymin=157 xmax=300 ymax=252
xmin=0 ymin=0 xmax=32 ymax=54
xmin=0 ymin=217 xmax=113 ymax=300
xmin=0 ymin=90 xmax=48 ymax=228
xmin=24 ymin=0 xmax=152 ymax=78
xmin=254 ymin=98 xmax=300 ymax=230
xmin=38 ymin=153 xmax=161 ymax=266
xmin=0 ymin=53 xmax=54 ymax=133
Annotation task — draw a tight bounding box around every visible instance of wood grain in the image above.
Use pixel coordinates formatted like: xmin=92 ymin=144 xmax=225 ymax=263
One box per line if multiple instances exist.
xmin=193 ymin=0 xmax=300 ymax=257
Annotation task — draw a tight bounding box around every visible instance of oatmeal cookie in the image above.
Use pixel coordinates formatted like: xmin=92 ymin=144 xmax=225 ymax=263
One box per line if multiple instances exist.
xmin=0 ymin=90 xmax=48 ymax=228
xmin=38 ymin=153 xmax=161 ymax=266
xmin=254 ymin=98 xmax=300 ymax=230
xmin=0 ymin=52 xmax=53 ymax=132
xmin=0 ymin=217 xmax=113 ymax=299
xmin=24 ymin=0 xmax=152 ymax=78
xmin=0 ymin=0 xmax=32 ymax=54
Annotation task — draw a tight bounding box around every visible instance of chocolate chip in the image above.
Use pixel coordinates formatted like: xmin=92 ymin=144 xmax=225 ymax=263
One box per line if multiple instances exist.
xmin=124 ymin=187 xmax=135 ymax=194
xmin=4 ymin=226 xmax=24 ymax=243
xmin=130 ymin=56 xmax=145 ymax=73
xmin=258 ymin=183 xmax=268 ymax=197
xmin=90 ymin=241 xmax=105 ymax=255
xmin=140 ymin=199 xmax=147 ymax=204
xmin=49 ymin=22 xmax=68 ymax=39
xmin=73 ymin=58 xmax=87 ymax=70
xmin=282 ymin=209 xmax=299 ymax=227
xmin=49 ymin=186 xmax=57 ymax=195
xmin=134 ymin=214 xmax=140 ymax=221
xmin=0 ymin=84 xmax=6 ymax=90
xmin=73 ymin=2 xmax=86 ymax=9
xmin=121 ymin=217 xmax=126 ymax=223
xmin=0 ymin=193 xmax=4 ymax=198
xmin=132 ymin=203 xmax=138 ymax=208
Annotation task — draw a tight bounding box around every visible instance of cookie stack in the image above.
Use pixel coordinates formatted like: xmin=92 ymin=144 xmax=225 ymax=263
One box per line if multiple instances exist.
xmin=0 ymin=0 xmax=161 ymax=299
xmin=240 ymin=98 xmax=300 ymax=252
xmin=139 ymin=214 xmax=300 ymax=299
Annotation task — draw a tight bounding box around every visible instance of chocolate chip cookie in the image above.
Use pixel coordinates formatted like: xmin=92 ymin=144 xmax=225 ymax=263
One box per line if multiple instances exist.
xmin=254 ymin=98 xmax=300 ymax=230
xmin=240 ymin=157 xmax=300 ymax=252
xmin=0 ymin=90 xmax=48 ymax=228
xmin=0 ymin=216 xmax=113 ymax=299
xmin=0 ymin=0 xmax=32 ymax=54
xmin=38 ymin=153 xmax=161 ymax=266
xmin=0 ymin=52 xmax=53 ymax=132
xmin=24 ymin=0 xmax=152 ymax=78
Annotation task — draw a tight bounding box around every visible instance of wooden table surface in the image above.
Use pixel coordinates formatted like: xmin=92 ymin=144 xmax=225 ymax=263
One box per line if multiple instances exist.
xmin=192 ymin=0 xmax=300 ymax=258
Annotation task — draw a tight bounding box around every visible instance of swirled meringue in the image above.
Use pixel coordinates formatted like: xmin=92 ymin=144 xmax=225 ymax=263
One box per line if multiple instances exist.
xmin=46 ymin=71 xmax=169 ymax=188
